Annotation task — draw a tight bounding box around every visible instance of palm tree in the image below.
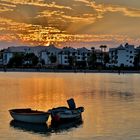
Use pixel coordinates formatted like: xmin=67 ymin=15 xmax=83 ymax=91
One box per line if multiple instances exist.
xmin=100 ymin=45 xmax=103 ymax=52
xmin=88 ymin=47 xmax=97 ymax=68
xmin=99 ymin=45 xmax=104 ymax=64
xmin=103 ymin=45 xmax=107 ymax=52
xmin=91 ymin=47 xmax=95 ymax=52
xmin=100 ymin=45 xmax=107 ymax=52
xmin=99 ymin=45 xmax=107 ymax=66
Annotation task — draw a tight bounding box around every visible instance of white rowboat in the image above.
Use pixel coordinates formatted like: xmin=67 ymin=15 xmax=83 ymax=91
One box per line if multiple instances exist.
xmin=9 ymin=108 xmax=49 ymax=124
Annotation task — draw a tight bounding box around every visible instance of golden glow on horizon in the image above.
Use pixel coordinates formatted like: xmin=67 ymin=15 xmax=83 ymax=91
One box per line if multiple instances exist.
xmin=0 ymin=0 xmax=140 ymax=47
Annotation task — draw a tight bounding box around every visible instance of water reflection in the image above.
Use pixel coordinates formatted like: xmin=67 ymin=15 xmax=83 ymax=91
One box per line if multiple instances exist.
xmin=10 ymin=120 xmax=51 ymax=135
xmin=110 ymin=91 xmax=134 ymax=101
xmin=50 ymin=119 xmax=83 ymax=133
xmin=10 ymin=119 xmax=83 ymax=135
xmin=1 ymin=73 xmax=140 ymax=140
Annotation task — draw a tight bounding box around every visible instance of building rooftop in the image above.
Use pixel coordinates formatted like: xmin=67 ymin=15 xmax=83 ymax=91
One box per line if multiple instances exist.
xmin=77 ymin=47 xmax=90 ymax=53
xmin=109 ymin=44 xmax=134 ymax=52
xmin=62 ymin=47 xmax=77 ymax=53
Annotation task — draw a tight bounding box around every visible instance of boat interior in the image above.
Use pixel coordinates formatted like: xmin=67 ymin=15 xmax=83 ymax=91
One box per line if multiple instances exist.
xmin=9 ymin=108 xmax=47 ymax=114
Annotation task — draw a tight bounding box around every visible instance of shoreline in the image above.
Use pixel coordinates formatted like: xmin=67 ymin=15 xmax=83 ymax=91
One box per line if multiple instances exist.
xmin=0 ymin=68 xmax=140 ymax=74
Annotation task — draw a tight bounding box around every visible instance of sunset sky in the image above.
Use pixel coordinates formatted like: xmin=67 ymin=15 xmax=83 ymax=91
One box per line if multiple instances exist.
xmin=0 ymin=0 xmax=140 ymax=48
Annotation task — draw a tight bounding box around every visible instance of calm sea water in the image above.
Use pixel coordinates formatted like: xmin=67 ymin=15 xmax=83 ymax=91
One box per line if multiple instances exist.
xmin=0 ymin=72 xmax=140 ymax=140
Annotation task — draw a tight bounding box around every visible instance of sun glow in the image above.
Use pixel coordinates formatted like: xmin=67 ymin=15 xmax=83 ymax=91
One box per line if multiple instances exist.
xmin=44 ymin=42 xmax=51 ymax=46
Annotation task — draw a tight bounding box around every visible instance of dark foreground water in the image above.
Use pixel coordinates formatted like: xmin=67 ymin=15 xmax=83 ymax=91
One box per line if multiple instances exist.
xmin=0 ymin=72 xmax=140 ymax=140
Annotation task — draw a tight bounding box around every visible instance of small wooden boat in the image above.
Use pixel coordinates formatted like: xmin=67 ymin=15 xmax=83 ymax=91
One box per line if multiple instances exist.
xmin=9 ymin=108 xmax=49 ymax=123
xmin=50 ymin=107 xmax=84 ymax=123
xmin=49 ymin=98 xmax=84 ymax=123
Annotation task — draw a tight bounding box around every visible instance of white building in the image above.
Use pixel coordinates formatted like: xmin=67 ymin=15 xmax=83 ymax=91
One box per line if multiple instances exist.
xmin=77 ymin=47 xmax=90 ymax=62
xmin=135 ymin=46 xmax=140 ymax=55
xmin=109 ymin=43 xmax=135 ymax=67
xmin=58 ymin=47 xmax=77 ymax=65
xmin=3 ymin=46 xmax=30 ymax=65
xmin=40 ymin=45 xmax=61 ymax=65
xmin=134 ymin=46 xmax=140 ymax=66
xmin=2 ymin=45 xmax=49 ymax=65
xmin=57 ymin=47 xmax=90 ymax=66
xmin=2 ymin=44 xmax=136 ymax=67
xmin=94 ymin=49 xmax=102 ymax=63
xmin=3 ymin=51 xmax=13 ymax=65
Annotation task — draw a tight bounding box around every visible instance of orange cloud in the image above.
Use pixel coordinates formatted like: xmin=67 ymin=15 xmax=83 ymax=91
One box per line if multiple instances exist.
xmin=0 ymin=0 xmax=140 ymax=48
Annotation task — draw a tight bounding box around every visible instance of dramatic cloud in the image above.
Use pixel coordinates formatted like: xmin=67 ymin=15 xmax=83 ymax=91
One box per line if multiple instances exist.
xmin=0 ymin=0 xmax=140 ymax=48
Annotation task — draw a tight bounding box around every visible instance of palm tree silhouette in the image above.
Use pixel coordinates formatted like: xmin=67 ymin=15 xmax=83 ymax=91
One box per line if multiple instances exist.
xmin=100 ymin=45 xmax=107 ymax=65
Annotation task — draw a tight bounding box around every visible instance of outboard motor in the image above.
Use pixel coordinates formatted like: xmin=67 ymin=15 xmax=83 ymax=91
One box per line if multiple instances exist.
xmin=67 ymin=98 xmax=76 ymax=110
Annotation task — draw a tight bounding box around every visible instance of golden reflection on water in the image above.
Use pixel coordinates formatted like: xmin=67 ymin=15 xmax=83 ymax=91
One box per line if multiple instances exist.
xmin=8 ymin=75 xmax=67 ymax=110
xmin=0 ymin=72 xmax=140 ymax=139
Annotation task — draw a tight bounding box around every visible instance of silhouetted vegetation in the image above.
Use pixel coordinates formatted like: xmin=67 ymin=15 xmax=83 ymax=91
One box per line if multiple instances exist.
xmin=8 ymin=53 xmax=39 ymax=67
xmin=49 ymin=55 xmax=57 ymax=63
xmin=88 ymin=47 xmax=97 ymax=68
xmin=24 ymin=53 xmax=39 ymax=66
xmin=104 ymin=53 xmax=110 ymax=68
xmin=68 ymin=56 xmax=76 ymax=68
xmin=8 ymin=53 xmax=24 ymax=67
xmin=134 ymin=52 xmax=140 ymax=70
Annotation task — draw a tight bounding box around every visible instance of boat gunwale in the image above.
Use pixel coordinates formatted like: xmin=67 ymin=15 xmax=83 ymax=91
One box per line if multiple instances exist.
xmin=9 ymin=109 xmax=50 ymax=116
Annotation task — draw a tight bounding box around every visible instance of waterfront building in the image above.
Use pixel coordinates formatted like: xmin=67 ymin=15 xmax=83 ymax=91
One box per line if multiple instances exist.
xmin=134 ymin=46 xmax=140 ymax=67
xmin=135 ymin=46 xmax=140 ymax=54
xmin=58 ymin=47 xmax=77 ymax=66
xmin=77 ymin=47 xmax=90 ymax=62
xmin=1 ymin=43 xmax=137 ymax=68
xmin=57 ymin=47 xmax=90 ymax=66
xmin=109 ymin=43 xmax=135 ymax=67
xmin=94 ymin=49 xmax=102 ymax=64
xmin=40 ymin=44 xmax=61 ymax=66
xmin=0 ymin=59 xmax=3 ymax=66
xmin=3 ymin=46 xmax=29 ymax=65
xmin=3 ymin=51 xmax=13 ymax=65
xmin=2 ymin=46 xmax=48 ymax=65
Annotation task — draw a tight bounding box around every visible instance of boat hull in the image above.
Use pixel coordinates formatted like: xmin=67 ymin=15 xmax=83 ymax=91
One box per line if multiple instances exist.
xmin=9 ymin=109 xmax=49 ymax=123
xmin=51 ymin=114 xmax=82 ymax=123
